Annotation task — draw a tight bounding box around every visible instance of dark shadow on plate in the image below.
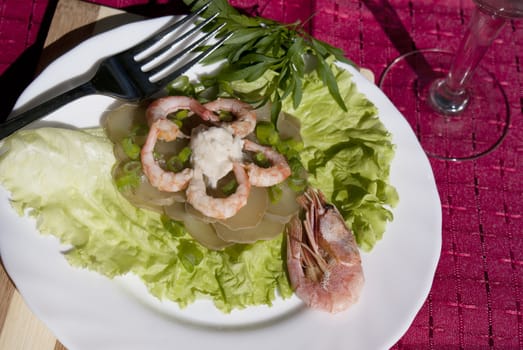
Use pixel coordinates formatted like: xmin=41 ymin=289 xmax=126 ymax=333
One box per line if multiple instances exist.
xmin=16 ymin=120 xmax=83 ymax=132
xmin=7 ymin=14 xmax=191 ymax=121
xmin=36 ymin=12 xmax=146 ymax=73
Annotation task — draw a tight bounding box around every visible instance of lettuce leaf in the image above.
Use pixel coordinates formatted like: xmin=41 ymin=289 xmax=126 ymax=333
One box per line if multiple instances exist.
xmin=280 ymin=63 xmax=399 ymax=251
xmin=0 ymin=128 xmax=291 ymax=312
xmin=231 ymin=62 xmax=398 ymax=251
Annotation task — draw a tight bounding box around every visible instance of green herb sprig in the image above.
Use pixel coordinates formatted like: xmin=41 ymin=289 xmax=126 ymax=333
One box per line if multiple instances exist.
xmin=183 ymin=0 xmax=356 ymax=123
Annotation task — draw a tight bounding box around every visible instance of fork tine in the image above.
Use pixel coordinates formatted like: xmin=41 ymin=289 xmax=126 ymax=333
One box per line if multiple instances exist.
xmin=146 ymin=23 xmax=226 ymax=81
xmin=129 ymin=2 xmax=211 ymax=56
xmin=137 ymin=12 xmax=220 ymax=65
xmin=153 ymin=31 xmax=233 ymax=88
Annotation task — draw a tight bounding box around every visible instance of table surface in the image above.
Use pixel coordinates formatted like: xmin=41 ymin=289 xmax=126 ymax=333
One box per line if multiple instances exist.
xmin=0 ymin=0 xmax=522 ymax=349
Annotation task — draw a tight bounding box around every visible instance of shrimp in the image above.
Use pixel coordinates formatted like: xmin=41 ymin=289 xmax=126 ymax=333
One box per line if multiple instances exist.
xmin=141 ymin=118 xmax=193 ymax=192
xmin=243 ymin=139 xmax=291 ymax=187
xmin=146 ymin=95 xmax=218 ymax=127
xmin=186 ymin=163 xmax=251 ymax=219
xmin=286 ymin=188 xmax=364 ymax=313
xmin=204 ymin=98 xmax=256 ymax=138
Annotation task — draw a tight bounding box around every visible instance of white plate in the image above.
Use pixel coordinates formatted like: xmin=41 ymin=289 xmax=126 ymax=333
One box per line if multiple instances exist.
xmin=0 ymin=16 xmax=441 ymax=350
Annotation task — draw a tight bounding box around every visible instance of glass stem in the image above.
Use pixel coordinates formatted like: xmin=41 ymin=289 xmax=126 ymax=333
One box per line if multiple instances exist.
xmin=429 ymin=6 xmax=507 ymax=115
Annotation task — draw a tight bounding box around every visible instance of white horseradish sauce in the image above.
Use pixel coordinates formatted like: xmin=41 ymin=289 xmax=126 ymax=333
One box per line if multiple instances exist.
xmin=190 ymin=127 xmax=244 ymax=188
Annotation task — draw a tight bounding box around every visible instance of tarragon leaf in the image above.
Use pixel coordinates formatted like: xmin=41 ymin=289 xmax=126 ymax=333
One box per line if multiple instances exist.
xmin=230 ymin=43 xmax=256 ymax=63
xmin=316 ymin=57 xmax=348 ymax=111
xmin=237 ymin=53 xmax=281 ymax=66
xmin=255 ymin=32 xmax=280 ymax=54
xmin=312 ymin=39 xmax=356 ymax=67
xmin=292 ymin=74 xmax=303 ymax=109
xmin=271 ymin=91 xmax=282 ymax=126
xmin=226 ymin=28 xmax=266 ymax=45
xmin=219 ymin=61 xmax=271 ymax=82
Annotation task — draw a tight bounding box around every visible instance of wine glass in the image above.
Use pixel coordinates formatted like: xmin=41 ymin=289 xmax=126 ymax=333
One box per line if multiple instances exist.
xmin=378 ymin=0 xmax=523 ymax=161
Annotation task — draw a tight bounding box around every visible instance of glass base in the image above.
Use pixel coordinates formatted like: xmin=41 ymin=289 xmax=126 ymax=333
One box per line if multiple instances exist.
xmin=378 ymin=48 xmax=510 ymax=161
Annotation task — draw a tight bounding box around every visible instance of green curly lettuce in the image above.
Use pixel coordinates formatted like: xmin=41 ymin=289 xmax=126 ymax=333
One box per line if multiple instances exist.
xmin=283 ymin=64 xmax=398 ymax=251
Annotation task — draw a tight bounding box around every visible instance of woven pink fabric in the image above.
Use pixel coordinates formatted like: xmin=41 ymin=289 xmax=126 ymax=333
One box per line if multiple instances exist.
xmin=1 ymin=0 xmax=522 ymax=348
xmin=0 ymin=0 xmax=46 ymax=74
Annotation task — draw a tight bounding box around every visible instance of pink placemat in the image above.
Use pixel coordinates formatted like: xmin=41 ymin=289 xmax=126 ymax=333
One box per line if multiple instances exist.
xmin=1 ymin=0 xmax=522 ymax=349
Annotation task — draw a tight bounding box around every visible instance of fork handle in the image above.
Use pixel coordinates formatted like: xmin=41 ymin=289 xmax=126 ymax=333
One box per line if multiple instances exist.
xmin=0 ymin=82 xmax=96 ymax=140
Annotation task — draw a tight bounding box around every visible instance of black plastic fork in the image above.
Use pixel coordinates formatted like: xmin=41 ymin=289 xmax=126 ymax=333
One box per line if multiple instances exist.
xmin=0 ymin=4 xmax=227 ymax=140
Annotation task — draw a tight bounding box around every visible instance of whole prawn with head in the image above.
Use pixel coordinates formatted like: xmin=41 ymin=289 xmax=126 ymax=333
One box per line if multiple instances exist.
xmin=287 ymin=188 xmax=364 ymax=313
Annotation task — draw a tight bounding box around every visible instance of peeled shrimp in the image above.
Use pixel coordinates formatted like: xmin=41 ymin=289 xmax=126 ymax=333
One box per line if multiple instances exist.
xmin=186 ymin=163 xmax=251 ymax=219
xmin=204 ymin=98 xmax=256 ymax=138
xmin=286 ymin=188 xmax=364 ymax=313
xmin=146 ymin=95 xmax=218 ymax=127
xmin=243 ymin=139 xmax=291 ymax=187
xmin=141 ymin=118 xmax=193 ymax=192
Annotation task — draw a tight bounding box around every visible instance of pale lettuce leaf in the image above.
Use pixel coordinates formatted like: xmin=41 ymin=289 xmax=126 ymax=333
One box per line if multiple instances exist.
xmin=0 ymin=128 xmax=291 ymax=312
